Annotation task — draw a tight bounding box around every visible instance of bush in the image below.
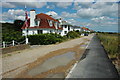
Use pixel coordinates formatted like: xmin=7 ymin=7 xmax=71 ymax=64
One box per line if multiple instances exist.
xmin=66 ymin=31 xmax=80 ymax=39
xmin=28 ymin=33 xmax=63 ymax=45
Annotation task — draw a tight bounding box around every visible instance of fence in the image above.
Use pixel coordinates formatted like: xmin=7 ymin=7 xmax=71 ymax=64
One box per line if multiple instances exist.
xmin=2 ymin=38 xmax=29 ymax=48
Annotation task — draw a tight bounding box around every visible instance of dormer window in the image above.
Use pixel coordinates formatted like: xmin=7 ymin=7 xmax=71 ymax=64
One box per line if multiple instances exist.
xmin=48 ymin=20 xmax=53 ymax=27
xmin=35 ymin=20 xmax=38 ymax=26
xmin=54 ymin=22 xmax=58 ymax=29
xmin=35 ymin=18 xmax=41 ymax=26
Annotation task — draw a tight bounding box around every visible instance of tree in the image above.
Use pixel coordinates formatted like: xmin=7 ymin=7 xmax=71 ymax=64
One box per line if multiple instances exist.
xmin=14 ymin=20 xmax=24 ymax=31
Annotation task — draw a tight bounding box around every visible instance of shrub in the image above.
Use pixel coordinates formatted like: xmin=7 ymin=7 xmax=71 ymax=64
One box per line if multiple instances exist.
xmin=28 ymin=33 xmax=63 ymax=45
xmin=66 ymin=31 xmax=80 ymax=39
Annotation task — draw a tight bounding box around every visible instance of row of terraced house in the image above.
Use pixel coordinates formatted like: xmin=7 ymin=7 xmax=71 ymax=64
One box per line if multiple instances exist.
xmin=21 ymin=9 xmax=91 ymax=36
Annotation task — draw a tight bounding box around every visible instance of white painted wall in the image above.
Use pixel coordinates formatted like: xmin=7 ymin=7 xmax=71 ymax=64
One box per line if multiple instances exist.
xmin=74 ymin=27 xmax=82 ymax=32
xmin=61 ymin=25 xmax=69 ymax=36
xmin=30 ymin=10 xmax=36 ymax=27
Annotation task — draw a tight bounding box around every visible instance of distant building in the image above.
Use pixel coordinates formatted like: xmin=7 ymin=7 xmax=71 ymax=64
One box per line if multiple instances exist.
xmin=60 ymin=21 xmax=73 ymax=36
xmin=81 ymin=27 xmax=90 ymax=32
xmin=72 ymin=25 xmax=82 ymax=32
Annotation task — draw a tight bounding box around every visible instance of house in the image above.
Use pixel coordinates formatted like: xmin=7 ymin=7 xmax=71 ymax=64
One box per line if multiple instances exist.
xmin=72 ymin=25 xmax=82 ymax=32
xmin=60 ymin=21 xmax=73 ymax=36
xmin=21 ymin=9 xmax=83 ymax=36
xmin=21 ymin=9 xmax=63 ymax=36
xmin=81 ymin=27 xmax=90 ymax=32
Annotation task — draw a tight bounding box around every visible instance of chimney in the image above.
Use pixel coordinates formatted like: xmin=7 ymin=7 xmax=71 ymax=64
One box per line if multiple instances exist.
xmin=30 ymin=9 xmax=36 ymax=27
xmin=59 ymin=18 xmax=62 ymax=25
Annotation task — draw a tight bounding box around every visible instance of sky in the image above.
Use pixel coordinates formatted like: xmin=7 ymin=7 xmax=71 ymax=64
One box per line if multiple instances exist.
xmin=0 ymin=0 xmax=120 ymax=32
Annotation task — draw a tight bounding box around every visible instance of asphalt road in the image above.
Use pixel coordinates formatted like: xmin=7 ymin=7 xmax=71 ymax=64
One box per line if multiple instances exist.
xmin=66 ymin=35 xmax=119 ymax=78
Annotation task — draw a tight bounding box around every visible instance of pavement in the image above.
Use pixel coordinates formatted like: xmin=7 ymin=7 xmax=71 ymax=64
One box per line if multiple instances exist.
xmin=66 ymin=35 xmax=119 ymax=78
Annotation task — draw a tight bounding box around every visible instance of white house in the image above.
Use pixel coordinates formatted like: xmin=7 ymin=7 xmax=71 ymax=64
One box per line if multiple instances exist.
xmin=60 ymin=21 xmax=73 ymax=36
xmin=72 ymin=26 xmax=82 ymax=32
xmin=21 ymin=9 xmax=63 ymax=36
xmin=21 ymin=9 xmax=83 ymax=36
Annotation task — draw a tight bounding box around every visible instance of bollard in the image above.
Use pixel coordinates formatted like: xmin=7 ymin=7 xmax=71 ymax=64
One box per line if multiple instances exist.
xmin=12 ymin=40 xmax=15 ymax=46
xmin=3 ymin=41 xmax=5 ymax=48
xmin=26 ymin=38 xmax=28 ymax=44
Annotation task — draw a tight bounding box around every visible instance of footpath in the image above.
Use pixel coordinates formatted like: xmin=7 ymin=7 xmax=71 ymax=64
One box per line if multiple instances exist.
xmin=66 ymin=35 xmax=119 ymax=79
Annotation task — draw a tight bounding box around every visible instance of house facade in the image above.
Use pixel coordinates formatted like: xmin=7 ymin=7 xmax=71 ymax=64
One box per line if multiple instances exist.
xmin=21 ymin=9 xmax=84 ymax=36
xmin=60 ymin=21 xmax=74 ymax=36
xmin=22 ymin=9 xmax=62 ymax=36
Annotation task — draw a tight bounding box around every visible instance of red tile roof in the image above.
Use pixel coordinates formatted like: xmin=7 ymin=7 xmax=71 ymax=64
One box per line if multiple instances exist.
xmin=21 ymin=13 xmax=63 ymax=30
xmin=82 ymin=27 xmax=90 ymax=31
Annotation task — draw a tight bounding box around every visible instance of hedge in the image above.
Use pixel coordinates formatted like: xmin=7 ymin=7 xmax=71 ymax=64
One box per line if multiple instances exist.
xmin=28 ymin=31 xmax=81 ymax=45
xmin=28 ymin=33 xmax=63 ymax=45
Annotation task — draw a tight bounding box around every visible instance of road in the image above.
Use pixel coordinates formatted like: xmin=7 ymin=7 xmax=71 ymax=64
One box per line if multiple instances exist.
xmin=66 ymin=35 xmax=119 ymax=78
xmin=2 ymin=34 xmax=93 ymax=78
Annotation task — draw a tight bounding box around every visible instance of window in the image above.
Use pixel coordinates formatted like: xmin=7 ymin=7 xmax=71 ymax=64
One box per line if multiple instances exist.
xmin=54 ymin=22 xmax=58 ymax=29
xmin=57 ymin=23 xmax=60 ymax=28
xmin=37 ymin=30 xmax=43 ymax=34
xmin=64 ymin=31 xmax=67 ymax=34
xmin=35 ymin=21 xmax=38 ymax=25
xmin=68 ymin=26 xmax=70 ymax=30
xmin=33 ymin=31 xmax=35 ymax=35
xmin=48 ymin=20 xmax=53 ymax=27
xmin=65 ymin=25 xmax=67 ymax=28
xmin=50 ymin=30 xmax=52 ymax=33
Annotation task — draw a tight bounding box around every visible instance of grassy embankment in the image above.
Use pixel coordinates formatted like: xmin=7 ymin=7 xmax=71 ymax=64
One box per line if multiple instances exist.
xmin=97 ymin=33 xmax=120 ymax=72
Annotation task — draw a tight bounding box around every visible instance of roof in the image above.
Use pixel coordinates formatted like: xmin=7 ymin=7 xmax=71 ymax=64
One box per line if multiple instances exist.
xmin=21 ymin=13 xmax=62 ymax=30
xmin=72 ymin=26 xmax=81 ymax=28
xmin=30 ymin=9 xmax=35 ymax=11
xmin=36 ymin=13 xmax=59 ymax=22
xmin=82 ymin=27 xmax=90 ymax=31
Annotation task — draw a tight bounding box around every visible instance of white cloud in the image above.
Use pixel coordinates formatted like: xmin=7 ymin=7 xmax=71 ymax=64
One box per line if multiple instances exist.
xmin=1 ymin=9 xmax=27 ymax=22
xmin=2 ymin=2 xmax=16 ymax=8
xmin=56 ymin=2 xmax=72 ymax=8
xmin=77 ymin=8 xmax=102 ymax=18
xmin=73 ymin=2 xmax=118 ymax=18
xmin=46 ymin=5 xmax=55 ymax=9
xmin=46 ymin=11 xmax=57 ymax=16
xmin=1 ymin=2 xmax=47 ymax=8
xmin=61 ymin=12 xmax=77 ymax=18
xmin=45 ymin=11 xmax=62 ymax=19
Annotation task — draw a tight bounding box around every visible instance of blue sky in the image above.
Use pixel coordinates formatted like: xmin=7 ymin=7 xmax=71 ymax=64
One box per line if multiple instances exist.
xmin=1 ymin=0 xmax=120 ymax=32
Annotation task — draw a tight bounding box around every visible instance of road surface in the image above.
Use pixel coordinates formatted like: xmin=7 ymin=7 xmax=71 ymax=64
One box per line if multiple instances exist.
xmin=66 ymin=35 xmax=119 ymax=78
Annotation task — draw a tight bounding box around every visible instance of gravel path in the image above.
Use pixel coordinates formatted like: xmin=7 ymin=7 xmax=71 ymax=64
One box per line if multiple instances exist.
xmin=2 ymin=34 xmax=94 ymax=78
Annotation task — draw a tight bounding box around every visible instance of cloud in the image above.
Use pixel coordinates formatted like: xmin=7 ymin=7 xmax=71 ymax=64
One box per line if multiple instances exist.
xmin=45 ymin=11 xmax=62 ymax=19
xmin=61 ymin=12 xmax=77 ymax=18
xmin=1 ymin=2 xmax=47 ymax=8
xmin=1 ymin=9 xmax=27 ymax=22
xmin=2 ymin=2 xmax=16 ymax=8
xmin=46 ymin=5 xmax=55 ymax=9
xmin=56 ymin=2 xmax=72 ymax=8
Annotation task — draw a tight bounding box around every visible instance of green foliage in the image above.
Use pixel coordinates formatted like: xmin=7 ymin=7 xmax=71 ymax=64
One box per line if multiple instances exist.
xmin=14 ymin=20 xmax=24 ymax=31
xmin=97 ymin=33 xmax=119 ymax=55
xmin=28 ymin=33 xmax=63 ymax=45
xmin=2 ymin=22 xmax=24 ymax=42
xmin=66 ymin=31 xmax=80 ymax=39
